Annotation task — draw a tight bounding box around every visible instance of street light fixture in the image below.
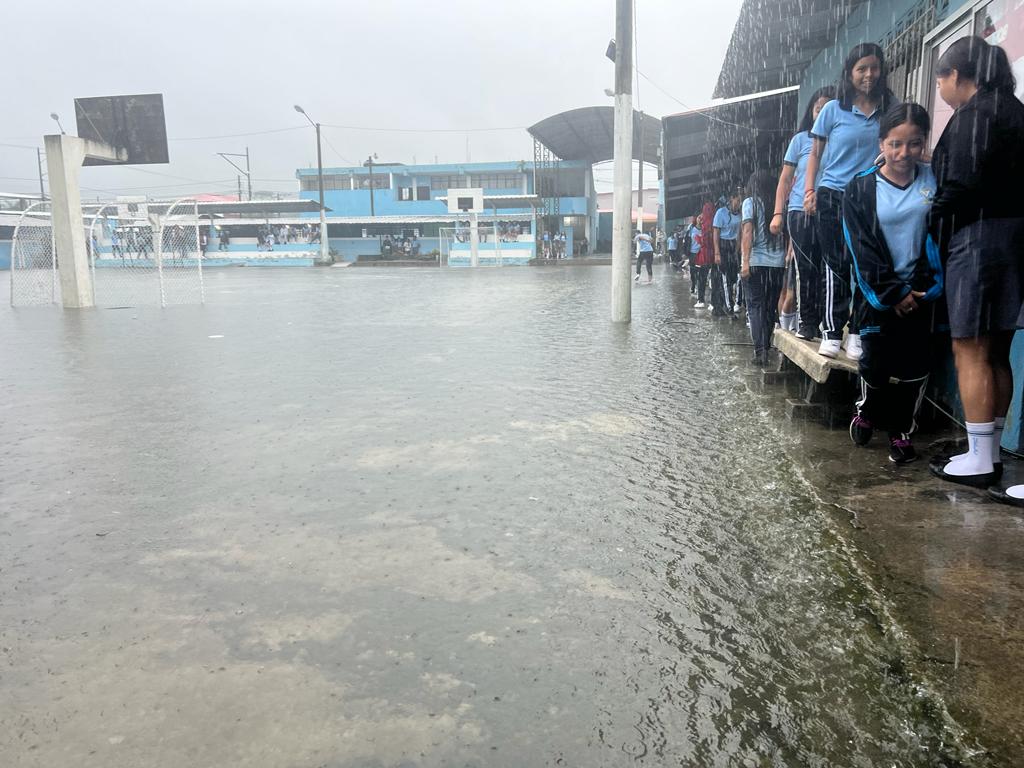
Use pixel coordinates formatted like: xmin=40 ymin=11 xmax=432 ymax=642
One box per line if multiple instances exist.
xmin=293 ymin=104 xmax=329 ymax=264
xmin=50 ymin=112 xmax=66 ymax=135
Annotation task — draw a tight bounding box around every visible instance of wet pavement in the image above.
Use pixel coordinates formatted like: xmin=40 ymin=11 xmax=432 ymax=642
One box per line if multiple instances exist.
xmin=0 ymin=265 xmax=1018 ymax=767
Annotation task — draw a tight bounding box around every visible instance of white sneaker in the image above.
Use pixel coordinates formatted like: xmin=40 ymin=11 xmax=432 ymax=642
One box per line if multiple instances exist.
xmin=634 ymin=274 xmax=641 ymax=281
xmin=694 ymin=301 xmax=706 ymax=309
xmin=844 ymin=333 xmax=863 ymax=361
xmin=818 ymin=338 xmax=842 ymax=358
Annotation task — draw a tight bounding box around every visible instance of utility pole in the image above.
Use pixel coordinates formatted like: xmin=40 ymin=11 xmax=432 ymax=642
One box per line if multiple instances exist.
xmin=245 ymin=146 xmax=252 ymax=201
xmin=218 ymin=150 xmax=254 ymax=203
xmin=637 ymin=111 xmax=645 ymax=239
xmin=36 ymin=148 xmax=46 ymax=201
xmin=366 ymin=154 xmax=376 ymax=217
xmin=611 ymin=0 xmax=634 ymax=323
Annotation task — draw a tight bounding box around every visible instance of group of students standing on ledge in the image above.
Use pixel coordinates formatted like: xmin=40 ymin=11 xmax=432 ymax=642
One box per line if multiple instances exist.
xmin=675 ymin=35 xmax=1024 ymax=505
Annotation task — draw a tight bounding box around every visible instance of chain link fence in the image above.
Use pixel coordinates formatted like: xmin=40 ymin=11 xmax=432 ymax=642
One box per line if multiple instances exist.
xmin=9 ymin=202 xmax=58 ymax=306
xmin=11 ymin=197 xmax=205 ymax=308
xmin=156 ymin=198 xmax=204 ymax=306
xmin=89 ymin=203 xmax=160 ymax=307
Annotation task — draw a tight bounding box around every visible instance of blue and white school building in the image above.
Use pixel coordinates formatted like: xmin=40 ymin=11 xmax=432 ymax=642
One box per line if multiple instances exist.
xmin=294 ymin=159 xmax=597 ymax=264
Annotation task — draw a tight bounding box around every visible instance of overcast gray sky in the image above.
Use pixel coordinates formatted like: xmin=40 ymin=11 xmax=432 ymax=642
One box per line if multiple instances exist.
xmin=1 ymin=0 xmax=743 ymax=198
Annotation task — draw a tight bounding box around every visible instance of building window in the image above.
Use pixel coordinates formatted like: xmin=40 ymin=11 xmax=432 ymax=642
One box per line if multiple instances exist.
xmin=469 ymin=173 xmax=521 ymax=189
xmin=358 ymin=175 xmax=390 ymax=190
xmin=416 ymin=186 xmax=430 ymax=200
xmin=430 ymin=174 xmax=462 ymax=190
xmin=398 ymin=187 xmax=413 ymax=201
xmin=300 ymin=176 xmax=319 ymax=191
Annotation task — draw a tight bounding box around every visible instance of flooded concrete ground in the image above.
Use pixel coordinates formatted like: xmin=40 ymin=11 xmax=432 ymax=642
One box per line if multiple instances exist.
xmin=0 ymin=266 xmax=1014 ymax=766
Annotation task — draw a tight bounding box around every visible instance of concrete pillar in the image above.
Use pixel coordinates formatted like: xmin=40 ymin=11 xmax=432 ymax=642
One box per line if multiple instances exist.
xmin=470 ymin=211 xmax=480 ymax=268
xmin=44 ymin=135 xmax=126 ymax=308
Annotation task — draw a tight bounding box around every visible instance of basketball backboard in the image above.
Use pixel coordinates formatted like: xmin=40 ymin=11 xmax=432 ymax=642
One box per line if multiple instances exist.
xmin=446 ymin=188 xmax=483 ymax=214
xmin=74 ymin=93 xmax=169 ymax=166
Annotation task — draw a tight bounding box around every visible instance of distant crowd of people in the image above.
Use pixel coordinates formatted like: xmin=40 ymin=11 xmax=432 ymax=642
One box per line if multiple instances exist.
xmin=254 ymin=223 xmax=320 ymax=251
xmin=658 ymin=36 xmax=1024 ymax=506
xmin=382 ymin=234 xmax=421 ymax=257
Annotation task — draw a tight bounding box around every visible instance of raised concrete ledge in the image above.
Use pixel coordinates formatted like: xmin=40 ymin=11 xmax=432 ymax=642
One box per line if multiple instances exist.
xmin=771 ymin=329 xmax=858 ymax=384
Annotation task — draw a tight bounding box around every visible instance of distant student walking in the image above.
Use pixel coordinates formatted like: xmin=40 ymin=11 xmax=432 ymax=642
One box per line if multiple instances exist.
xmin=804 ymin=43 xmax=896 ymax=361
xmin=741 ymin=171 xmax=786 ymax=366
xmin=634 ymin=231 xmax=654 ymax=283
xmin=712 ymin=190 xmax=742 ymax=316
xmin=844 ymin=103 xmax=942 ymax=464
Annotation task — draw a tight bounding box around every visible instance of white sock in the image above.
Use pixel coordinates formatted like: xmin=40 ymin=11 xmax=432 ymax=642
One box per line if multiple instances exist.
xmin=1006 ymin=484 xmax=1024 ymax=499
xmin=780 ymin=311 xmax=798 ymax=331
xmin=949 ymin=416 xmax=1004 ymax=466
xmin=944 ymin=421 xmax=995 ymax=476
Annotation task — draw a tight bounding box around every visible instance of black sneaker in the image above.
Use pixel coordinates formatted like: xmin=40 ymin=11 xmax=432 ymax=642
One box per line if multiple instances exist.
xmin=889 ymin=436 xmax=918 ymax=464
xmin=849 ymin=414 xmax=873 ymax=446
xmin=795 ymin=325 xmax=819 ymax=340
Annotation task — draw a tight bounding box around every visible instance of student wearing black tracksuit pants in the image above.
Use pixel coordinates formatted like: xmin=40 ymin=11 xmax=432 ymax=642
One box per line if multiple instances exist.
xmin=771 ymin=87 xmax=835 ymax=339
xmin=843 ymin=103 xmax=942 ymax=464
xmin=804 ymin=43 xmax=896 ymax=361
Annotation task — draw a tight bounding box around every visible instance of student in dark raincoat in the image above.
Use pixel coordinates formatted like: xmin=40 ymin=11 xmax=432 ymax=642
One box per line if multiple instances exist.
xmin=843 ymin=103 xmax=943 ymax=465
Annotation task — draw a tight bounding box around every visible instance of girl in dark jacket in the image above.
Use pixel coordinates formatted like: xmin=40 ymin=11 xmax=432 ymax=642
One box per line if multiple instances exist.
xmin=926 ymin=37 xmax=1024 ymax=490
xmin=843 ymin=103 xmax=942 ymax=464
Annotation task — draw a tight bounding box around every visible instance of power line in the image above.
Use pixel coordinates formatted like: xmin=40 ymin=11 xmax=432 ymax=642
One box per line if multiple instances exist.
xmin=321 ymin=123 xmax=526 ymax=134
xmin=169 ymin=126 xmax=306 ymax=142
xmin=637 ymin=68 xmax=794 ymax=134
xmin=321 ymin=134 xmax=351 ymax=165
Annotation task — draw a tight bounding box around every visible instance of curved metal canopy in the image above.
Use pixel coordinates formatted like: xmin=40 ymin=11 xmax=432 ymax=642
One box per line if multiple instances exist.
xmin=528 ymin=107 xmax=662 ymax=165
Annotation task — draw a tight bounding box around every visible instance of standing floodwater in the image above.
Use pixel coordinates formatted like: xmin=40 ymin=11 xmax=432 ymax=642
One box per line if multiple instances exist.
xmin=0 ymin=268 xmax=967 ymax=766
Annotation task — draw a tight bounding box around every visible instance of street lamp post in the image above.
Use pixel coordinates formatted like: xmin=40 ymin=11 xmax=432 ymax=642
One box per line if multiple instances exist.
xmin=294 ymin=105 xmax=330 ymax=264
xmin=364 ymin=154 xmax=378 ymax=217
xmin=49 ymin=112 xmax=66 ymax=135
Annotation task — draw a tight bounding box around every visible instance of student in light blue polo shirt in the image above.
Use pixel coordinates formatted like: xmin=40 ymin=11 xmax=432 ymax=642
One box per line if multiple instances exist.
xmin=804 ymin=43 xmax=896 ymax=361
xmin=711 ymin=190 xmax=742 ymax=315
xmin=740 ymin=170 xmax=787 ymax=367
xmin=770 ymin=86 xmax=835 ymax=340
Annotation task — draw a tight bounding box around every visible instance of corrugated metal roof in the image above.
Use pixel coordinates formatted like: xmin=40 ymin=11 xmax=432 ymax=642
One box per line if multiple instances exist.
xmin=713 ymin=0 xmax=869 ymax=99
xmin=528 ymin=107 xmax=661 ymax=164
xmin=662 ymin=87 xmax=799 ymax=220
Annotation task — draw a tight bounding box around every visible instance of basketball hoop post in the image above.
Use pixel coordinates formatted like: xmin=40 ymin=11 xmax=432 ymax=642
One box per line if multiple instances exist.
xmin=44 ymin=134 xmax=126 ymax=308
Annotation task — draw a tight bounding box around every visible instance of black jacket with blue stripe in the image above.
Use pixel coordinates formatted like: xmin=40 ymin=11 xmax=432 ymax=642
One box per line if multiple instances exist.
xmin=841 ymin=165 xmax=944 ymax=337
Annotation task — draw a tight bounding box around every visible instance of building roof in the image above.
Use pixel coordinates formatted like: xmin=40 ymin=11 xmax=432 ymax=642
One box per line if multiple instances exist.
xmin=296 ymin=160 xmax=545 ymax=177
xmin=435 ymin=194 xmax=542 ymax=209
xmin=528 ymin=107 xmax=661 ymax=164
xmin=662 ymin=86 xmax=800 ymax=220
xmin=713 ymin=0 xmax=869 ymax=98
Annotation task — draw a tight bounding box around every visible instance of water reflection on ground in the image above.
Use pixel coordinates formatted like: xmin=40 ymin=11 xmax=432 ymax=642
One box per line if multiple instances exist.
xmin=0 ymin=267 xmax=972 ymax=766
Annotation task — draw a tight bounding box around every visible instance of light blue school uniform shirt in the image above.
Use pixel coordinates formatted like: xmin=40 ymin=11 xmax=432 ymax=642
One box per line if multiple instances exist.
xmin=712 ymin=206 xmax=740 ymax=240
xmin=689 ymin=225 xmax=701 ymax=253
xmin=783 ymin=131 xmax=815 ymax=211
xmin=876 ymin=163 xmax=936 ymax=281
xmin=667 ymin=234 xmax=677 ymax=250
xmin=811 ymin=99 xmax=883 ymax=192
xmin=635 ymin=234 xmax=654 ymax=253
xmin=742 ymin=197 xmax=785 ymax=268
